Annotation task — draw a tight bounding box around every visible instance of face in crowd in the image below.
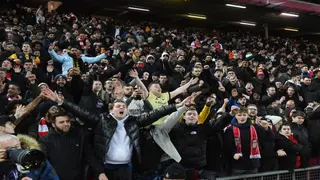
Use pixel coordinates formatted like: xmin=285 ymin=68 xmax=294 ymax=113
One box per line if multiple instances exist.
xmin=56 ymin=77 xmax=66 ymax=87
xmin=92 ymin=81 xmax=102 ymax=93
xmin=235 ymin=108 xmax=249 ymax=124
xmin=7 ymin=84 xmax=21 ymax=98
xmin=52 ymin=115 xmax=71 ymax=134
xmin=149 ymin=83 xmax=162 ymax=96
xmin=279 ymin=124 xmax=291 ymax=137
xmin=184 ymin=108 xmax=199 ymax=125
xmin=110 ymin=101 xmax=128 ymax=120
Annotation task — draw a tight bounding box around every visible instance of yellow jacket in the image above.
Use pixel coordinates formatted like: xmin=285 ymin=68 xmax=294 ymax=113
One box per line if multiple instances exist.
xmin=9 ymin=52 xmax=41 ymax=65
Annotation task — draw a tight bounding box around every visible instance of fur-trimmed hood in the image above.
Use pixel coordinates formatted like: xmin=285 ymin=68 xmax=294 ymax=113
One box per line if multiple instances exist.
xmin=17 ymin=134 xmax=40 ymax=150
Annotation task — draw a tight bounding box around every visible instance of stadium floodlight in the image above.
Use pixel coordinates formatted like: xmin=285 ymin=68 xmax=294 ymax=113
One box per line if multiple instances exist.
xmin=226 ymin=4 xmax=246 ymax=9
xmin=284 ymin=28 xmax=298 ymax=32
xmin=128 ymin=6 xmax=150 ymax=12
xmin=187 ymin=14 xmax=207 ymax=20
xmin=280 ymin=13 xmax=299 ymax=17
xmin=239 ymin=22 xmax=256 ymax=26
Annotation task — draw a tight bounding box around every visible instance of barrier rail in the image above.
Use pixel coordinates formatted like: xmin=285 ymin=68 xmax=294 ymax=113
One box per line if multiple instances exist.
xmin=216 ymin=166 xmax=320 ymax=180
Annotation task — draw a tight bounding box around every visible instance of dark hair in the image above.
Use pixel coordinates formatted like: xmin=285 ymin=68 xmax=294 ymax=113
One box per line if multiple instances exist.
xmin=278 ymin=121 xmax=291 ymax=132
xmin=159 ymin=73 xmax=167 ymax=77
xmin=291 ymin=110 xmax=306 ymax=118
xmin=22 ymin=42 xmax=30 ymax=46
xmin=267 ymin=86 xmax=276 ymax=90
xmin=50 ymin=110 xmax=68 ymax=123
xmin=237 ymin=95 xmax=246 ymax=100
xmin=4 ymin=100 xmax=27 ymax=114
xmin=123 ymin=84 xmax=133 ymax=88
xmin=0 ymin=115 xmax=11 ymax=126
xmin=185 ymin=106 xmax=197 ymax=113
xmin=8 ymin=82 xmax=21 ymax=91
xmin=109 ymin=99 xmax=127 ymax=110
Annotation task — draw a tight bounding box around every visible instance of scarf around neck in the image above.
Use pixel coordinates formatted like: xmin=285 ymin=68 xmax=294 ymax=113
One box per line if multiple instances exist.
xmin=232 ymin=118 xmax=261 ymax=159
xmin=6 ymin=95 xmax=21 ymax=102
xmin=38 ymin=117 xmax=49 ymax=137
xmin=288 ymin=134 xmax=301 ymax=168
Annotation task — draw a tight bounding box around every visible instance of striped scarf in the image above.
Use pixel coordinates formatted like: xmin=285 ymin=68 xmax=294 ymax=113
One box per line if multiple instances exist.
xmin=38 ymin=117 xmax=49 ymax=137
xmin=233 ymin=125 xmax=261 ymax=159
xmin=77 ymin=37 xmax=89 ymax=49
xmin=6 ymin=95 xmax=21 ymax=102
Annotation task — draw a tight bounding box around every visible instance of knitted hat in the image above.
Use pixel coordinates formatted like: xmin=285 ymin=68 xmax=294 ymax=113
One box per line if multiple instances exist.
xmin=54 ymin=74 xmax=67 ymax=82
xmin=38 ymin=101 xmax=57 ymax=117
xmin=160 ymin=52 xmax=169 ymax=60
xmin=146 ymin=55 xmax=155 ymax=62
xmin=163 ymin=163 xmax=186 ymax=179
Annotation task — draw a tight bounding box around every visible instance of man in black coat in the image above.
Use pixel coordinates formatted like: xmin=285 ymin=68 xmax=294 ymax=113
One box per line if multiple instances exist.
xmin=43 ymin=88 xmax=180 ymax=180
xmin=39 ymin=110 xmax=91 ymax=180
xmin=169 ymin=105 xmax=232 ymax=180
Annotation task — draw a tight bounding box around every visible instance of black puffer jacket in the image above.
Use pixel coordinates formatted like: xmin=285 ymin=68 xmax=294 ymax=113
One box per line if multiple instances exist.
xmin=61 ymin=100 xmax=176 ymax=174
xmin=170 ymin=113 xmax=232 ymax=169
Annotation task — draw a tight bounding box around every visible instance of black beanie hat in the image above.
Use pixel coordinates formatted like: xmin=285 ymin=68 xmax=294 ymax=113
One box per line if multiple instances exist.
xmin=163 ymin=163 xmax=186 ymax=179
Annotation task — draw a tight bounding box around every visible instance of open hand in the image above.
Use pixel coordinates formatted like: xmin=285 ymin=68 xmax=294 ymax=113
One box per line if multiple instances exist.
xmin=14 ymin=105 xmax=26 ymax=120
xmin=260 ymin=120 xmax=269 ymax=130
xmin=230 ymin=106 xmax=240 ymax=116
xmin=188 ymin=77 xmax=199 ymax=85
xmin=129 ymin=69 xmax=139 ymax=78
xmin=176 ymin=96 xmax=193 ymax=108
xmin=43 ymin=88 xmax=62 ymax=104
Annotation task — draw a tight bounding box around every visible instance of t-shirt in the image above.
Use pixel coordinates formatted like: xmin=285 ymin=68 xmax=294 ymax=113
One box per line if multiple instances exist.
xmin=147 ymin=92 xmax=170 ymax=125
xmin=128 ymin=99 xmax=145 ymax=117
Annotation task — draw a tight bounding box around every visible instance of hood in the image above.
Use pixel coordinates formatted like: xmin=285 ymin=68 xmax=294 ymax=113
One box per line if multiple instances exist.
xmin=146 ymin=54 xmax=155 ymax=63
xmin=230 ymin=117 xmax=252 ymax=128
xmin=17 ymin=134 xmax=40 ymax=150
xmin=160 ymin=52 xmax=169 ymax=60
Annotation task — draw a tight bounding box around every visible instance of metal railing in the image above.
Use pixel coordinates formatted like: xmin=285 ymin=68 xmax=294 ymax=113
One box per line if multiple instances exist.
xmin=216 ymin=166 xmax=320 ymax=180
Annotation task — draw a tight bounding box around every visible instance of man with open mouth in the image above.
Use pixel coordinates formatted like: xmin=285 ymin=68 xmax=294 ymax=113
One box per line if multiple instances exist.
xmin=43 ymin=88 xmax=189 ymax=180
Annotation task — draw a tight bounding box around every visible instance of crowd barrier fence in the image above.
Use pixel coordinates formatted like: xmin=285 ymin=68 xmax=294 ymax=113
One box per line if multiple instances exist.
xmin=216 ymin=166 xmax=320 ymax=180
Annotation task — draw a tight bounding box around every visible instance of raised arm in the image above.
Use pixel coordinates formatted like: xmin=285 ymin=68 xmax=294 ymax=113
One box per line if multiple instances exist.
xmin=48 ymin=49 xmax=65 ymax=63
xmin=129 ymin=69 xmax=149 ymax=98
xmin=101 ymin=60 xmax=135 ymax=80
xmin=137 ymin=104 xmax=177 ymax=127
xmin=81 ymin=53 xmax=107 ymax=64
xmin=161 ymin=96 xmax=193 ymax=132
xmin=169 ymin=78 xmax=198 ymax=99
xmin=43 ymin=88 xmax=101 ymax=127
xmin=13 ymin=94 xmax=44 ymax=126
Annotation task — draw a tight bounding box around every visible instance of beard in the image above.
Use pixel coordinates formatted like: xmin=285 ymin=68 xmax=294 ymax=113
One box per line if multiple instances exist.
xmin=55 ymin=125 xmax=70 ymax=134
